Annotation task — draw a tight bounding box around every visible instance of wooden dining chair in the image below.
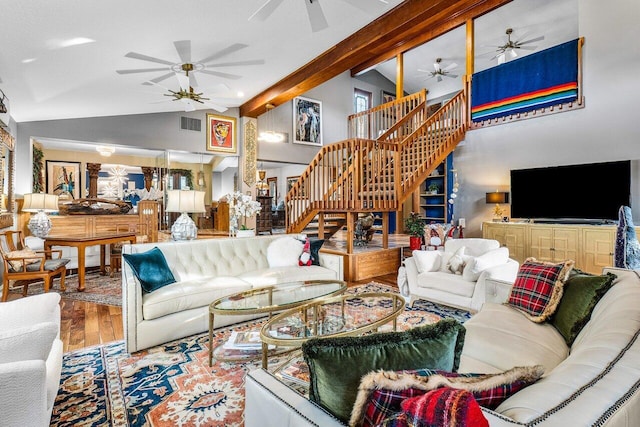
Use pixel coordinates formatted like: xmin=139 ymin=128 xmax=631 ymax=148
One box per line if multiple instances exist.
xmin=0 ymin=230 xmax=70 ymax=302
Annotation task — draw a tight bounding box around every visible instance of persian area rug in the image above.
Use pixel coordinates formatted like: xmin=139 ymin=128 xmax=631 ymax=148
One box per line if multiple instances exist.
xmin=8 ymin=270 xmax=122 ymax=306
xmin=52 ymin=282 xmax=471 ymax=427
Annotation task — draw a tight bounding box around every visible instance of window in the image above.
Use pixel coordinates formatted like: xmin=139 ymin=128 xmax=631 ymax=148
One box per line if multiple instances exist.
xmin=354 ymin=88 xmax=372 ymax=138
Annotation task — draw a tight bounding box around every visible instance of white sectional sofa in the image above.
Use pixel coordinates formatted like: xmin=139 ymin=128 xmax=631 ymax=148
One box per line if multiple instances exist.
xmin=122 ymin=235 xmax=343 ymax=353
xmin=401 ymin=238 xmax=519 ymax=312
xmin=245 ymin=267 xmax=640 ymax=426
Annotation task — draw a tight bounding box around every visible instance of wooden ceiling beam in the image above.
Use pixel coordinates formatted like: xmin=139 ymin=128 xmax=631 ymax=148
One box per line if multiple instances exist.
xmin=239 ymin=0 xmax=512 ymax=118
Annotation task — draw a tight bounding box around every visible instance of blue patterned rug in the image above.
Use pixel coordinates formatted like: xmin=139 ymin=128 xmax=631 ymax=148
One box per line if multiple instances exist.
xmin=52 ymin=282 xmax=470 ymax=426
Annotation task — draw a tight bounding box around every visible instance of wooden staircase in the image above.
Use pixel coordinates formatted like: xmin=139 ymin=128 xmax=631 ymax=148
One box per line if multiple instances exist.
xmin=285 ymin=87 xmax=469 ymax=252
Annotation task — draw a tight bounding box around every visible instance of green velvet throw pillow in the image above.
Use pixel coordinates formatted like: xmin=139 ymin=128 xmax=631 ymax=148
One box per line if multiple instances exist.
xmin=301 ymin=318 xmax=466 ymax=423
xmin=552 ymin=270 xmax=616 ymax=346
xmin=123 ymin=247 xmax=176 ymax=293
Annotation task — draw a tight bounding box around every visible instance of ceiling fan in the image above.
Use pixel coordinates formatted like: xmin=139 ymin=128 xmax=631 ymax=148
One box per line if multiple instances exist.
xmin=116 ymin=40 xmax=265 ymax=88
xmin=491 ymin=28 xmax=545 ymax=64
xmin=418 ymin=58 xmax=459 ymax=82
xmin=146 ymin=71 xmax=231 ymax=113
xmin=249 ymin=0 xmax=389 ymax=33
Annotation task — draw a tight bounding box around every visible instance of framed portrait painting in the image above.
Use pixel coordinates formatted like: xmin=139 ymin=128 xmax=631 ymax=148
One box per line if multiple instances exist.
xmin=206 ymin=114 xmax=237 ymax=154
xmin=293 ymin=96 xmax=322 ymax=146
xmin=46 ymin=160 xmax=81 ymax=199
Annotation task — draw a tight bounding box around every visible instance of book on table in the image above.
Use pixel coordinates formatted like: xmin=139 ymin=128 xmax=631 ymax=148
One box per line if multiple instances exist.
xmin=223 ymin=331 xmax=266 ymax=351
xmin=277 ymin=357 xmax=310 ymax=386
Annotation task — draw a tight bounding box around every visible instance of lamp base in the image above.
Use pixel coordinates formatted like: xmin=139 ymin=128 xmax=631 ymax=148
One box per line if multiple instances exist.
xmin=28 ymin=210 xmax=52 ymax=238
xmin=171 ymin=212 xmax=198 ymax=241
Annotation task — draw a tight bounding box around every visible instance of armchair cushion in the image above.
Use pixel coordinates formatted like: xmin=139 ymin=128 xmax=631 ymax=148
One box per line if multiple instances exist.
xmin=0 ymin=322 xmax=58 ymax=364
xmin=412 ymin=250 xmax=442 ymax=273
xmin=122 ymin=247 xmax=176 ymax=293
xmin=6 ymin=249 xmax=40 ymax=271
xmin=462 ymin=247 xmax=510 ymax=282
xmin=25 ymin=258 xmax=70 ymax=272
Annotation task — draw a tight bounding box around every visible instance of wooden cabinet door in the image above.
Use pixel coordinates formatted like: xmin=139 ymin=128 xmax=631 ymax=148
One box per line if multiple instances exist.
xmin=552 ymin=227 xmax=579 ymax=263
xmin=482 ymin=223 xmax=527 ymax=264
xmin=582 ymin=228 xmax=615 ymax=274
xmin=529 ymin=226 xmax=554 ymax=263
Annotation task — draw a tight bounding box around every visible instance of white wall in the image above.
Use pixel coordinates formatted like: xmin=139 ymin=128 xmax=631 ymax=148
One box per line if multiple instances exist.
xmin=455 ymin=0 xmax=640 ymax=235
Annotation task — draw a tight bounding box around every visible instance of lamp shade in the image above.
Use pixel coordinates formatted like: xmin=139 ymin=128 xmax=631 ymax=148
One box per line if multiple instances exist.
xmin=22 ymin=193 xmax=59 ymax=213
xmin=165 ymin=190 xmax=206 ymax=213
xmin=486 ymin=191 xmax=510 ymax=204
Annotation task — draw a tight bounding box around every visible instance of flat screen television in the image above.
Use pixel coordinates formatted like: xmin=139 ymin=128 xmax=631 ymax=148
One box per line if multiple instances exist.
xmin=510 ymin=160 xmax=631 ymax=223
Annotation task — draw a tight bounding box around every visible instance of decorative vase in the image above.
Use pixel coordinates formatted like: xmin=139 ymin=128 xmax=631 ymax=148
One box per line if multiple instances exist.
xmin=236 ymin=229 xmax=256 ymax=238
xmin=409 ymin=236 xmax=423 ymax=250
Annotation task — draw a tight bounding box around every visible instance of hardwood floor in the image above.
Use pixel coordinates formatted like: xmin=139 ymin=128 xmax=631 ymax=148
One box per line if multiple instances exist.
xmin=54 ymin=273 xmax=398 ymax=353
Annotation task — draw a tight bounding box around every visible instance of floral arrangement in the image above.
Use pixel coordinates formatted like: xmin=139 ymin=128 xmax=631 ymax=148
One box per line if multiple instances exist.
xmin=225 ymin=191 xmax=261 ymax=230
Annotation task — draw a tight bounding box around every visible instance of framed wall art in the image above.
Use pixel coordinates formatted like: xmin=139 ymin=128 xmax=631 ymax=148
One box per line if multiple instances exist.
xmin=293 ymin=96 xmax=322 ymax=146
xmin=46 ymin=160 xmax=81 ymax=199
xmin=207 ymin=114 xmax=237 ymax=154
xmin=381 ymin=90 xmax=396 ymax=104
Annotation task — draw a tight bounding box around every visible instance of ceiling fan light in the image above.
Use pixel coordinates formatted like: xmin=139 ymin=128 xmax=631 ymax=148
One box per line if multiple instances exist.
xmin=509 ymin=49 xmax=518 ymax=59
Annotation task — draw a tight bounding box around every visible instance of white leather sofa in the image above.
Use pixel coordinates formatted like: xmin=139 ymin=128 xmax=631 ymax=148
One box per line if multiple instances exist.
xmin=401 ymin=238 xmax=519 ymax=312
xmin=26 ymin=236 xmax=102 ymax=271
xmin=122 ymin=235 xmax=343 ymax=353
xmin=0 ymin=293 xmax=63 ymax=427
xmin=245 ymin=267 xmax=640 ymax=426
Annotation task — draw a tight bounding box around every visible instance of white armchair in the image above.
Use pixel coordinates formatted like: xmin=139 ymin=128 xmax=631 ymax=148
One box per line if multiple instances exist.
xmin=401 ymin=238 xmax=519 ymax=312
xmin=0 ymin=293 xmax=63 ymax=427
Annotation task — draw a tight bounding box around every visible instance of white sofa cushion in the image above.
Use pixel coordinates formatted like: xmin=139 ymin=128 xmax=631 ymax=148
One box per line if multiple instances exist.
xmin=459 ymin=303 xmax=569 ymax=375
xmin=462 ymin=247 xmax=510 ymax=282
xmin=142 ymin=276 xmax=252 ymax=320
xmin=416 ymin=271 xmax=476 ymax=298
xmin=267 ymin=237 xmax=304 ymax=267
xmin=445 ymin=238 xmax=500 ymax=257
xmin=237 ymin=265 xmax=338 ymax=287
xmin=412 ymin=250 xmax=442 ymax=273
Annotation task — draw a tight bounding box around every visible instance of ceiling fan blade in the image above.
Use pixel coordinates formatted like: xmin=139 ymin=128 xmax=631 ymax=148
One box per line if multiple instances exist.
xmin=181 ymin=98 xmax=197 ymax=112
xmin=199 ymin=69 xmax=242 ymax=80
xmin=518 ymin=35 xmax=545 ymax=45
xmin=198 ymin=43 xmax=248 ymax=64
xmin=189 ymin=72 xmax=199 ymax=89
xmin=342 ymin=0 xmax=388 ymax=13
xmin=445 ymin=73 xmax=459 ymax=79
xmin=174 ymin=40 xmax=192 ymax=63
xmin=248 ymin=0 xmax=285 ymax=22
xmin=417 ymin=68 xmax=431 ymax=73
xmin=497 ymin=53 xmax=506 ymax=65
xmin=206 ymin=59 xmax=265 ymax=67
xmin=306 ymin=0 xmax=329 ymax=32
xmin=443 ymin=62 xmax=458 ymax=72
xmin=176 ymin=73 xmax=190 ymax=91
xmin=437 ymin=75 xmax=443 ymax=83
xmin=124 ymin=52 xmax=175 ymax=66
xmin=202 ymin=101 xmax=228 ymax=113
xmin=143 ymin=80 xmax=171 ymax=91
xmin=116 ymin=67 xmax=170 ymax=74
xmin=142 ymin=72 xmax=177 ymax=85
xmin=518 ymin=45 xmax=538 ymax=51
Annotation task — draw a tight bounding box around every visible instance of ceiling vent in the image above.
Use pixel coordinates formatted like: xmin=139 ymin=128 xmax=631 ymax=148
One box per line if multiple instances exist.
xmin=180 ymin=116 xmax=201 ymax=132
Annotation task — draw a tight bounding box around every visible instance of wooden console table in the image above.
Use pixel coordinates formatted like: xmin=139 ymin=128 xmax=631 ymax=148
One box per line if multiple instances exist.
xmin=44 ymin=232 xmax=136 ymax=291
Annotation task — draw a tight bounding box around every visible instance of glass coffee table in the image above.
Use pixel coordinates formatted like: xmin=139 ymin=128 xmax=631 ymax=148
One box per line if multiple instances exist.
xmin=260 ymin=292 xmax=405 ymax=368
xmin=208 ymin=280 xmax=347 ymax=366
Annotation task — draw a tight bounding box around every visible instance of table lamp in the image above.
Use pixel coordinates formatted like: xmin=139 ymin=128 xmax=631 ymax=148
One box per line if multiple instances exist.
xmin=22 ymin=193 xmax=59 ymax=238
xmin=166 ymin=190 xmax=206 ymax=240
xmin=486 ymin=191 xmax=510 ymax=221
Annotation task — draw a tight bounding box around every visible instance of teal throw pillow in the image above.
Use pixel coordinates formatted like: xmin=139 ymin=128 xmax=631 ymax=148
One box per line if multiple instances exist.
xmin=301 ymin=318 xmax=466 ymax=423
xmin=123 ymin=247 xmax=176 ymax=293
xmin=552 ymin=270 xmax=616 ymax=346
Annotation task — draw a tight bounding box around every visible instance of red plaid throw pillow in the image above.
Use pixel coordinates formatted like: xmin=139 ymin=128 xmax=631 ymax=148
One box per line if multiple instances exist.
xmin=400 ymin=388 xmax=489 ymax=427
xmin=350 ymin=366 xmax=544 ymax=427
xmin=508 ymin=257 xmax=574 ymax=322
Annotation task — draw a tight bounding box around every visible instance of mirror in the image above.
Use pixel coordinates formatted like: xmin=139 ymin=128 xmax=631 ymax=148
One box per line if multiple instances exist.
xmin=0 ymin=129 xmax=14 ymax=229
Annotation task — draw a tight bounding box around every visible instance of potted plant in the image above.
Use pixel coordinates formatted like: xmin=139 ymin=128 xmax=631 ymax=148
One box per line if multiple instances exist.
xmin=428 ymin=182 xmax=440 ymax=194
xmin=404 ymin=212 xmax=426 ymax=250
xmin=225 ymin=191 xmax=262 ymax=237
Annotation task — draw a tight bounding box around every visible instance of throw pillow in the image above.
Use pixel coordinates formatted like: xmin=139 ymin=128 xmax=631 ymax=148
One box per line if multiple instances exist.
xmin=438 ymin=251 xmax=454 ymax=273
xmin=350 ymin=365 xmax=544 ymax=426
xmin=507 ymin=257 xmax=574 ymax=323
xmin=6 ymin=248 xmax=40 ymax=271
xmin=462 ymin=247 xmax=510 ymax=282
xmin=412 ymin=250 xmax=442 ymax=273
xmin=552 ymin=270 xmax=617 ymax=346
xmin=309 ymin=238 xmax=325 ymax=266
xmin=302 ymin=319 xmax=466 ymax=423
xmin=266 ymin=236 xmax=304 ymax=267
xmin=614 ymin=205 xmax=640 ymax=269
xmin=0 ymin=322 xmax=58 ymax=364
xmin=447 ymin=246 xmax=467 ymax=274
xmin=122 ymin=247 xmax=176 ymax=293
xmin=399 ymin=388 xmax=489 ymax=427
